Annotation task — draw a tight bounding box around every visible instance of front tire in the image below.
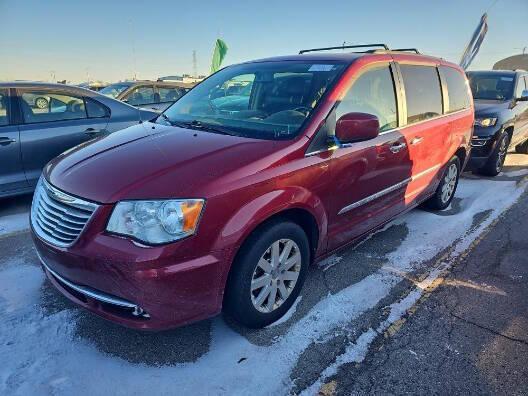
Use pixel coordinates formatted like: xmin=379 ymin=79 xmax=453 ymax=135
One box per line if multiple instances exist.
xmin=224 ymin=220 xmax=309 ymax=328
xmin=477 ymin=133 xmax=510 ymax=176
xmin=425 ymin=156 xmax=460 ymax=210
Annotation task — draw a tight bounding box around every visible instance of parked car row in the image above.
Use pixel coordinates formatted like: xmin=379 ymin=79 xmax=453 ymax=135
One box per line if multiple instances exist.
xmin=100 ymin=80 xmax=194 ymax=112
xmin=0 ymin=82 xmax=157 ymax=198
xmin=2 ymin=44 xmax=527 ymax=331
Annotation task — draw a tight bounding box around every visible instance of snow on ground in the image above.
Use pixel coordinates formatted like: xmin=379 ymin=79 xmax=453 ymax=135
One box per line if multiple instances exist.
xmin=0 ymin=172 xmax=527 ymax=396
xmin=0 ymin=213 xmax=29 ymax=237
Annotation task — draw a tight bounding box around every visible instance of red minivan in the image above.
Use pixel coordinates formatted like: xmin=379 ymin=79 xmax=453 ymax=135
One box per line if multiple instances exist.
xmin=31 ymin=45 xmax=473 ymax=329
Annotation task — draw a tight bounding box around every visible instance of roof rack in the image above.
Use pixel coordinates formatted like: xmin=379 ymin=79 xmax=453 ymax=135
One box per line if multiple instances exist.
xmin=389 ymin=48 xmax=420 ymax=54
xmin=299 ymin=44 xmax=389 ymax=54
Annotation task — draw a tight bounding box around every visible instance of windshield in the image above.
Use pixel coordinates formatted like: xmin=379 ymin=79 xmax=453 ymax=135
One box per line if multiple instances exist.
xmin=159 ymin=61 xmax=346 ymax=140
xmin=100 ymin=83 xmax=131 ymax=99
xmin=467 ymin=72 xmax=515 ymax=100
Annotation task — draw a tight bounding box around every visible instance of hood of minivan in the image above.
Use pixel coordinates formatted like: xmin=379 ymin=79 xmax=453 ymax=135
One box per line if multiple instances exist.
xmin=46 ymin=122 xmax=284 ymax=203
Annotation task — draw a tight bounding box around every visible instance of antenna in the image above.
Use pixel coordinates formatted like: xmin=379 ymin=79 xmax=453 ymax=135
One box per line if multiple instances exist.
xmin=192 ymin=50 xmax=197 ymax=78
xmin=129 ymin=19 xmax=138 ymax=80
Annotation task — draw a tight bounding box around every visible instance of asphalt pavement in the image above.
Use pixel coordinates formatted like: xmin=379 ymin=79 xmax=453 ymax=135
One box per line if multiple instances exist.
xmin=323 ymin=179 xmax=528 ymax=395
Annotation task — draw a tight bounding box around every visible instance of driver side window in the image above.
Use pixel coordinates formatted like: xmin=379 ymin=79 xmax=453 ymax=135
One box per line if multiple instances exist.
xmin=336 ymin=66 xmax=398 ymax=132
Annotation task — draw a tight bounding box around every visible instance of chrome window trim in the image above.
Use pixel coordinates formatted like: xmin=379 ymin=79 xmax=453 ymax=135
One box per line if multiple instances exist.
xmin=38 ymin=252 xmax=138 ymax=309
xmin=304 ymin=108 xmax=469 ymax=157
xmin=338 ymin=163 xmax=443 ymax=215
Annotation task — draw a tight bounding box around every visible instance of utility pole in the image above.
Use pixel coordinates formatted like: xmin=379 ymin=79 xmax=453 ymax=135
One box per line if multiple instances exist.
xmin=192 ymin=50 xmax=197 ymax=78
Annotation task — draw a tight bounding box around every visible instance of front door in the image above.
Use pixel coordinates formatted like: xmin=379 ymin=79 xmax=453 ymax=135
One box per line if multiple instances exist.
xmin=327 ymin=63 xmax=413 ymax=251
xmin=17 ymin=89 xmax=109 ymax=186
xmin=0 ymin=88 xmax=27 ymax=194
xmin=512 ymin=75 xmax=528 ymax=145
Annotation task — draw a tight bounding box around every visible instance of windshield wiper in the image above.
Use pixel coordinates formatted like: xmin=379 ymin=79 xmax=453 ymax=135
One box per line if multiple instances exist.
xmin=170 ymin=119 xmax=237 ymax=136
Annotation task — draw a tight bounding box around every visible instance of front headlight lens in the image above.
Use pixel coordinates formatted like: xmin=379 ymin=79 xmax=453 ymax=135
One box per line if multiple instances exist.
xmin=474 ymin=117 xmax=497 ymax=127
xmin=107 ymin=199 xmax=204 ymax=244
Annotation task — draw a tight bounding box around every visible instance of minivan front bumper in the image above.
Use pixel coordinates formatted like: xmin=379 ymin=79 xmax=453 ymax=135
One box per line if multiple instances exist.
xmin=33 ymin=230 xmax=232 ymax=330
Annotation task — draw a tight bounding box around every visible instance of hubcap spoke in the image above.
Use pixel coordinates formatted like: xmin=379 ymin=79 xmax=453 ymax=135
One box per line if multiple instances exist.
xmin=254 ymin=284 xmax=272 ymax=307
xmin=266 ymin=283 xmax=278 ymax=311
xmin=271 ymin=241 xmax=280 ymax=268
xmin=279 ymin=240 xmax=294 ymax=264
xmin=257 ymin=257 xmax=272 ymax=274
xmin=251 ymin=274 xmax=271 ymax=291
xmin=281 ymin=270 xmax=299 ymax=281
xmin=280 ymin=252 xmax=301 ymax=271
xmin=277 ymin=281 xmax=289 ymax=300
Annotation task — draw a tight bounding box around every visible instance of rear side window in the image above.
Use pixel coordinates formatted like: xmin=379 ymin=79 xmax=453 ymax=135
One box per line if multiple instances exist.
xmin=85 ymin=98 xmax=109 ymax=118
xmin=336 ymin=65 xmax=398 ymax=132
xmin=20 ymin=91 xmax=87 ymax=124
xmin=126 ymin=86 xmax=155 ymax=105
xmin=159 ymin=87 xmax=184 ymax=103
xmin=440 ymin=66 xmax=471 ymax=113
xmin=400 ymin=65 xmax=442 ymax=124
xmin=0 ymin=89 xmax=9 ymax=126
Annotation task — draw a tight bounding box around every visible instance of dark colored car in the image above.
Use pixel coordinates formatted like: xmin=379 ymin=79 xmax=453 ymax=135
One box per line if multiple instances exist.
xmin=31 ymin=45 xmax=473 ymax=330
xmin=100 ymin=81 xmax=193 ymax=113
xmin=0 ymin=82 xmax=157 ymax=198
xmin=466 ymin=70 xmax=528 ymax=175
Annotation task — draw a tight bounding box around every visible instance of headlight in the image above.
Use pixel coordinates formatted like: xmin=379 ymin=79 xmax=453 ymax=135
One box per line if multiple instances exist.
xmin=474 ymin=117 xmax=497 ymax=127
xmin=107 ymin=199 xmax=205 ymax=245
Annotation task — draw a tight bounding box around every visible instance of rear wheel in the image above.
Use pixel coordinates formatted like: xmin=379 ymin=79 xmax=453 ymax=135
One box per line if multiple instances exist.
xmin=478 ymin=133 xmax=510 ymax=176
xmin=35 ymin=97 xmax=48 ymax=109
xmin=515 ymin=139 xmax=528 ymax=154
xmin=224 ymin=221 xmax=309 ymax=328
xmin=424 ymin=156 xmax=460 ymax=210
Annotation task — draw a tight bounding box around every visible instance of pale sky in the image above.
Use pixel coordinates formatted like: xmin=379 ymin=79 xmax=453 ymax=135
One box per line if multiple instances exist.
xmin=0 ymin=0 xmax=526 ymax=83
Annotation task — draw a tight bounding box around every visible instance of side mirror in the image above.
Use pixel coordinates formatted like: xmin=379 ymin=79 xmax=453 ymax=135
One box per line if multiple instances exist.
xmin=517 ymin=89 xmax=528 ymax=102
xmin=335 ymin=112 xmax=380 ymax=144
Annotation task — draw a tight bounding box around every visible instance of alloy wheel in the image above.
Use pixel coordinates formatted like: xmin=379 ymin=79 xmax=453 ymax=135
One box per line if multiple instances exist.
xmin=495 ymin=137 xmax=508 ymax=173
xmin=250 ymin=239 xmax=301 ymax=313
xmin=441 ymin=163 xmax=458 ymax=204
xmin=35 ymin=97 xmax=48 ymax=109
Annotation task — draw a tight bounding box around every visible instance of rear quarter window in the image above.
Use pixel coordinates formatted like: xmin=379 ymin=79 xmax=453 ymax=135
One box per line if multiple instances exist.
xmin=85 ymin=98 xmax=109 ymax=118
xmin=440 ymin=66 xmax=471 ymax=113
xmin=400 ymin=65 xmax=443 ymax=124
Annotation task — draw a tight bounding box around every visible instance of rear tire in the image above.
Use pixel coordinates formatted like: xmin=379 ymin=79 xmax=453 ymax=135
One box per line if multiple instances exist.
xmin=515 ymin=139 xmax=528 ymax=154
xmin=477 ymin=133 xmax=510 ymax=176
xmin=424 ymin=156 xmax=460 ymax=210
xmin=224 ymin=220 xmax=309 ymax=328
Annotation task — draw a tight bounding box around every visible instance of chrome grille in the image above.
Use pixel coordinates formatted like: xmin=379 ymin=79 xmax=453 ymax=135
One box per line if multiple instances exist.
xmin=31 ymin=178 xmax=98 ymax=247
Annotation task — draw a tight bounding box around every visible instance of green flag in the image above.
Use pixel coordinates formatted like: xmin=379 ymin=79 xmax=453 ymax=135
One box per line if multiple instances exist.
xmin=210 ymin=39 xmax=228 ymax=74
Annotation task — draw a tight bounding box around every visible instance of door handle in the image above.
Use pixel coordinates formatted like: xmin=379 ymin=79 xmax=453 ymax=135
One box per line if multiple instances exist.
xmin=84 ymin=128 xmax=103 ymax=137
xmin=410 ymin=137 xmax=423 ymax=145
xmin=390 ymin=142 xmax=407 ymax=153
xmin=0 ymin=137 xmax=16 ymax=146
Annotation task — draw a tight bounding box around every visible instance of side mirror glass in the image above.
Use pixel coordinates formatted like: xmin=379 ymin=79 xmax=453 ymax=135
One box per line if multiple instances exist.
xmin=518 ymin=89 xmax=528 ymax=101
xmin=335 ymin=112 xmax=380 ymax=144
